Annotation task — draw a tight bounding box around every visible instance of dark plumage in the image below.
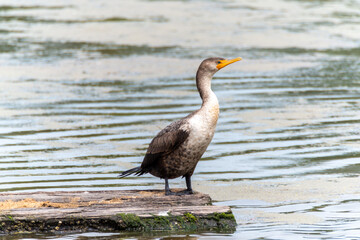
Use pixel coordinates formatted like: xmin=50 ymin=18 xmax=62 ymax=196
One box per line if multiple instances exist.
xmin=119 ymin=57 xmax=241 ymax=195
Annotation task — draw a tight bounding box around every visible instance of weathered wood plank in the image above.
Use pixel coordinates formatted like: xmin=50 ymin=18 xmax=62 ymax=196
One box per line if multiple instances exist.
xmin=0 ymin=190 xmax=236 ymax=234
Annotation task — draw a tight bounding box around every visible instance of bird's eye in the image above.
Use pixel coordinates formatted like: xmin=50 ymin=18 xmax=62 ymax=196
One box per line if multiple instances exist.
xmin=217 ymin=61 xmax=221 ymax=64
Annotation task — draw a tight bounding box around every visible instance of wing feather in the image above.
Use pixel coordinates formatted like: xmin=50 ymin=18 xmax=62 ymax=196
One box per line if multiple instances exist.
xmin=140 ymin=121 xmax=190 ymax=171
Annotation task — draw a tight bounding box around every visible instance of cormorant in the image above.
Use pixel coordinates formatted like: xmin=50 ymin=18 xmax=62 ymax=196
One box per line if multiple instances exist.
xmin=119 ymin=57 xmax=242 ymax=195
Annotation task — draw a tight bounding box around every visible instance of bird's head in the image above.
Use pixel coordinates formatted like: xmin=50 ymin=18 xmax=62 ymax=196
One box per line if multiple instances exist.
xmin=198 ymin=57 xmax=242 ymax=76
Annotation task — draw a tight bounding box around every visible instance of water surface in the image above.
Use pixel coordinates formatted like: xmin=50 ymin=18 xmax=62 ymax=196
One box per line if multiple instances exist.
xmin=1 ymin=0 xmax=360 ymax=239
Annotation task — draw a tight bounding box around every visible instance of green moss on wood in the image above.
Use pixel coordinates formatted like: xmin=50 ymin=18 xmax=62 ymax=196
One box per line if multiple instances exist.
xmin=0 ymin=211 xmax=236 ymax=234
xmin=184 ymin=213 xmax=197 ymax=223
xmin=117 ymin=213 xmax=145 ymax=228
xmin=153 ymin=216 xmax=170 ymax=226
xmin=212 ymin=212 xmax=236 ymax=221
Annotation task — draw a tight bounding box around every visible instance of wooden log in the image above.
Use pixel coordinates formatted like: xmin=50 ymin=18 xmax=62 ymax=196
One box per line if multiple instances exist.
xmin=0 ymin=190 xmax=236 ymax=234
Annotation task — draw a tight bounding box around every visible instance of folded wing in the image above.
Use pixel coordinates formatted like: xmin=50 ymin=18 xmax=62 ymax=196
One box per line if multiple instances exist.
xmin=140 ymin=121 xmax=190 ymax=174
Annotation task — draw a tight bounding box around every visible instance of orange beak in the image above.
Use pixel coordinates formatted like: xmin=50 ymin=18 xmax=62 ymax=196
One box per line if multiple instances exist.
xmin=216 ymin=57 xmax=242 ymax=70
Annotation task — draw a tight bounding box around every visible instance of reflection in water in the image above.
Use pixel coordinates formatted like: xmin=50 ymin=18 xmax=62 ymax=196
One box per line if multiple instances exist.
xmin=0 ymin=0 xmax=360 ymax=239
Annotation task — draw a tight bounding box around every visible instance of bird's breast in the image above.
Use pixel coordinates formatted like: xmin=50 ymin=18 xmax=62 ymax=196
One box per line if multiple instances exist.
xmin=187 ymin=104 xmax=219 ymax=149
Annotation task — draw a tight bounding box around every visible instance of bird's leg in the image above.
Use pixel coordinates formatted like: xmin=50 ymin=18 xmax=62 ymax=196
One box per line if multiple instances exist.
xmin=165 ymin=178 xmax=175 ymax=195
xmin=184 ymin=175 xmax=194 ymax=194
xmin=165 ymin=176 xmax=193 ymax=196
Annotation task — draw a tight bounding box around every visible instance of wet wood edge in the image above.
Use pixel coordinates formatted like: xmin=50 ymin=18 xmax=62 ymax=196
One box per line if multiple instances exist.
xmin=0 ymin=190 xmax=237 ymax=234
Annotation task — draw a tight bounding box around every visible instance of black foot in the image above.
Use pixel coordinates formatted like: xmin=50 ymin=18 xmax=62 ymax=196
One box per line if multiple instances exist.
xmin=165 ymin=189 xmax=193 ymax=196
xmin=164 ymin=177 xmax=194 ymax=196
xmin=165 ymin=190 xmax=177 ymax=196
xmin=178 ymin=189 xmax=194 ymax=195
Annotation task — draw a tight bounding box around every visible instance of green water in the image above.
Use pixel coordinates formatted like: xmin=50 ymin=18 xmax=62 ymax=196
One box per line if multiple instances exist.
xmin=1 ymin=0 xmax=360 ymax=239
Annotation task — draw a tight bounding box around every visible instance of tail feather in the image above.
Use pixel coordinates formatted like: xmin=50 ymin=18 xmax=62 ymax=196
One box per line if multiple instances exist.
xmin=118 ymin=166 xmax=144 ymax=178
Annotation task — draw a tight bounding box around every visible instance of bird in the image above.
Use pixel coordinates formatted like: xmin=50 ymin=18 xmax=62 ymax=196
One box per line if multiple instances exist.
xmin=119 ymin=57 xmax=242 ymax=195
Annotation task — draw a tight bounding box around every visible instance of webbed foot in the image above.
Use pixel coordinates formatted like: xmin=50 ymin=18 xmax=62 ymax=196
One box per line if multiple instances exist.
xmin=164 ymin=177 xmax=194 ymax=196
xmin=177 ymin=189 xmax=194 ymax=195
xmin=165 ymin=189 xmax=193 ymax=196
xmin=165 ymin=189 xmax=176 ymax=196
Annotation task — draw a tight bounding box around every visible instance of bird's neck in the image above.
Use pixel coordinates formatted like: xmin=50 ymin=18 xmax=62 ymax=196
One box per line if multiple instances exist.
xmin=196 ymin=69 xmax=219 ymax=114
